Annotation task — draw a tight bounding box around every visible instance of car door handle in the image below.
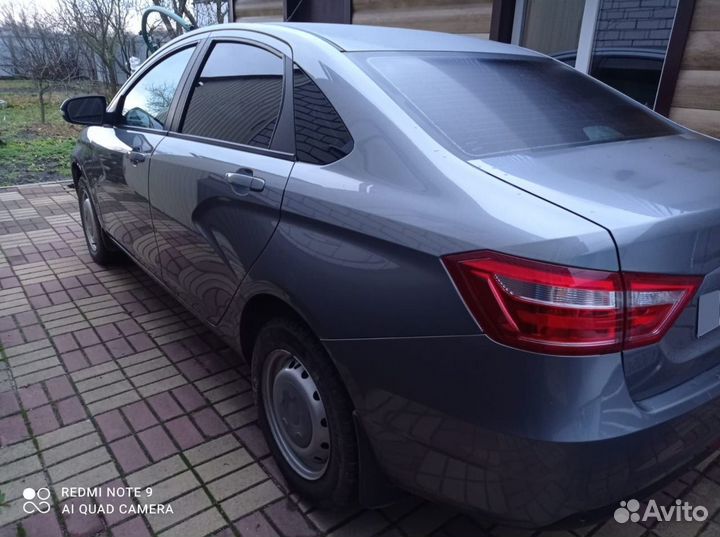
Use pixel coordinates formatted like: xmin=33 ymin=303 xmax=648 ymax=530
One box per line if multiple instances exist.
xmin=225 ymin=171 xmax=265 ymax=193
xmin=128 ymin=150 xmax=147 ymax=165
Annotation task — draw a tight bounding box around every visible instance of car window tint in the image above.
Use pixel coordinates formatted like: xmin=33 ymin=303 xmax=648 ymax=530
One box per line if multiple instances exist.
xmin=121 ymin=47 xmax=195 ymax=130
xmin=354 ymin=52 xmax=679 ymax=158
xmin=294 ymin=67 xmax=353 ymax=164
xmin=181 ymin=42 xmax=284 ymax=148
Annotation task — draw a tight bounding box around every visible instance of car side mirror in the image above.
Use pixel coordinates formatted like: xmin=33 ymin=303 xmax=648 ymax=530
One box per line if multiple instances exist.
xmin=61 ymin=96 xmax=108 ymax=126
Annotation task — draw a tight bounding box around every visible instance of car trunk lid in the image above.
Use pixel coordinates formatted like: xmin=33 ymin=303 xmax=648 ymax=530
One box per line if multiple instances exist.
xmin=470 ymin=132 xmax=720 ymax=399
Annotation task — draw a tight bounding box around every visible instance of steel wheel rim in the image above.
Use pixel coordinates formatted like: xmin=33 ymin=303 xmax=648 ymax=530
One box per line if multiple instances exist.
xmin=81 ymin=193 xmax=98 ymax=253
xmin=262 ymin=349 xmax=330 ymax=481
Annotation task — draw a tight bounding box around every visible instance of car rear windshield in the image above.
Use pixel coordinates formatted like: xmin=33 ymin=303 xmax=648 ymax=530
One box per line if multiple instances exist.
xmin=352 ymin=52 xmax=679 ymax=158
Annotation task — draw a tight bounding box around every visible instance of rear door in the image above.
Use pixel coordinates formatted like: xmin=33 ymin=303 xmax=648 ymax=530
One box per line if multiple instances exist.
xmin=94 ymin=44 xmax=199 ymax=276
xmin=149 ymin=36 xmax=295 ymax=324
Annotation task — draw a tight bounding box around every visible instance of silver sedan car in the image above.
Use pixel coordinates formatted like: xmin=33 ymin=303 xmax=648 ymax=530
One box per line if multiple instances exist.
xmin=62 ymin=23 xmax=720 ymax=526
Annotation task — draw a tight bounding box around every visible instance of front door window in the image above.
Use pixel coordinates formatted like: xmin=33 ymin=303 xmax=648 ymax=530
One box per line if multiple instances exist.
xmin=120 ymin=46 xmax=196 ymax=130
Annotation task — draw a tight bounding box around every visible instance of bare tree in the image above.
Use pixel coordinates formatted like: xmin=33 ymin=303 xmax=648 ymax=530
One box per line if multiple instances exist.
xmin=194 ymin=0 xmax=228 ymax=27
xmin=149 ymin=0 xmax=227 ymax=36
xmin=149 ymin=0 xmax=197 ymax=40
xmin=56 ymin=0 xmax=139 ymax=94
xmin=140 ymin=1 xmax=227 ymax=54
xmin=0 ymin=6 xmax=81 ymax=123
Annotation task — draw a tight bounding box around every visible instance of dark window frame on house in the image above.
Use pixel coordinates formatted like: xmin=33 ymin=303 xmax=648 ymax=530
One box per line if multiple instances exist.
xmin=489 ymin=0 xmax=696 ymax=116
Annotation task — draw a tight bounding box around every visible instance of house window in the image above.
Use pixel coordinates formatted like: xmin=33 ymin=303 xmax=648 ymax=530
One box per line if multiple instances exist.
xmin=512 ymin=0 xmax=678 ymax=108
xmin=515 ymin=0 xmax=585 ymax=65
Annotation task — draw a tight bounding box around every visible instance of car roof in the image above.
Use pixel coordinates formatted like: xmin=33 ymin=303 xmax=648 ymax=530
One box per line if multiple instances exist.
xmin=206 ymin=22 xmax=540 ymax=56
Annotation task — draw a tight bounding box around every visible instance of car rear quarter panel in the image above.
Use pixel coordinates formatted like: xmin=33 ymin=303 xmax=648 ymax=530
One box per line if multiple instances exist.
xmin=228 ymin=45 xmax=620 ymax=341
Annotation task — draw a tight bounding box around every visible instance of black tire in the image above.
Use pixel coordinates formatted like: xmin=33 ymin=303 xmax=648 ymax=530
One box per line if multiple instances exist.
xmin=77 ymin=178 xmax=120 ymax=266
xmin=253 ymin=317 xmax=358 ymax=507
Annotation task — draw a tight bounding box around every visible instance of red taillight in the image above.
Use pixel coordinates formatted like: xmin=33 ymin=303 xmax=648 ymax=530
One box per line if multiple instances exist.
xmin=443 ymin=251 xmax=701 ymax=356
xmin=623 ymin=274 xmax=702 ymax=349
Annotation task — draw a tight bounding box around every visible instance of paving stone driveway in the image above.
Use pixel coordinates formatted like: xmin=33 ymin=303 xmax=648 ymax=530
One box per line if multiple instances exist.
xmin=1 ymin=182 xmax=720 ymax=537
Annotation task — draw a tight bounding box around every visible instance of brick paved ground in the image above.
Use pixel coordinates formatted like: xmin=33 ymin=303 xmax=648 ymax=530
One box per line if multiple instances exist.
xmin=1 ymin=182 xmax=720 ymax=537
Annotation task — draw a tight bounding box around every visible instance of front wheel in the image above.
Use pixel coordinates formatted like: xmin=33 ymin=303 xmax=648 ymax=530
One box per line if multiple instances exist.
xmin=77 ymin=179 xmax=120 ymax=266
xmin=253 ymin=318 xmax=358 ymax=507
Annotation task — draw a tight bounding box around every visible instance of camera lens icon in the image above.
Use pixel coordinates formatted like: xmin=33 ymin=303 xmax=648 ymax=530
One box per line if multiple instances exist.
xmin=22 ymin=487 xmax=51 ymax=514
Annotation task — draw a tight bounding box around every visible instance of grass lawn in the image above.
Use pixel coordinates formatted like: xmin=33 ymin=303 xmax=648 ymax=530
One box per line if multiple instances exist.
xmin=0 ymin=79 xmax=83 ymax=186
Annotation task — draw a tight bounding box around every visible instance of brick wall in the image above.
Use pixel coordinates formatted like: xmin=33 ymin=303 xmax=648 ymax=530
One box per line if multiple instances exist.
xmin=595 ymin=0 xmax=677 ymax=50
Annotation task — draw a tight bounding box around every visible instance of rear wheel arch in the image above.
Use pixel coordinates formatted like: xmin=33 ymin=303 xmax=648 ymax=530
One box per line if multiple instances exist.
xmin=238 ymin=292 xmax=365 ymax=407
xmin=239 ymin=294 xmax=313 ymax=363
xmin=238 ymin=292 xmax=364 ymax=413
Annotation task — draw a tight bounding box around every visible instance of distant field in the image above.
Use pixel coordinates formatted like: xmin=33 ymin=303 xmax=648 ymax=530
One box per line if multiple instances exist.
xmin=0 ymin=79 xmax=85 ymax=186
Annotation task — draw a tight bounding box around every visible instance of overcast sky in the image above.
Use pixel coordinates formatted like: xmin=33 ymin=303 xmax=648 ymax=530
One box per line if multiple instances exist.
xmin=0 ymin=0 xmax=60 ymax=13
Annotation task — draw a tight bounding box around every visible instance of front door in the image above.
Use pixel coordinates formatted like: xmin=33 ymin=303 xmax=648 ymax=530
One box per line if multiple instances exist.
xmin=94 ymin=46 xmax=197 ymax=275
xmin=149 ymin=40 xmax=294 ymax=324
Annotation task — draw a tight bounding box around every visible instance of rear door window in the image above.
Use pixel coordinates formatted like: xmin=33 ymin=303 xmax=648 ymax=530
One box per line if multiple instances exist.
xmin=181 ymin=42 xmax=284 ymax=148
xmin=353 ymin=52 xmax=679 ymax=158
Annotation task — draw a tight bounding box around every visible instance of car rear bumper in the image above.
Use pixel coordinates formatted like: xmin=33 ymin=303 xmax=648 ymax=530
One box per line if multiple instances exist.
xmin=324 ymin=334 xmax=720 ymax=526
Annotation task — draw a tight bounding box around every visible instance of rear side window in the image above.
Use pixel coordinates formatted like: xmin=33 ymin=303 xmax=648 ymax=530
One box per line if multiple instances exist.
xmin=121 ymin=47 xmax=195 ymax=130
xmin=353 ymin=52 xmax=679 ymax=158
xmin=293 ymin=67 xmax=353 ymax=164
xmin=181 ymin=42 xmax=284 ymax=148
